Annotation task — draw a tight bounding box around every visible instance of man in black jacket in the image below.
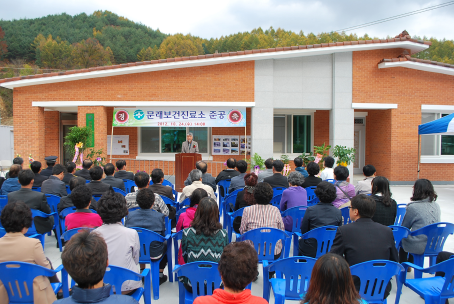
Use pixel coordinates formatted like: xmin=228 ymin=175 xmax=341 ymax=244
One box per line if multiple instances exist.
xmin=63 ymin=162 xmax=82 ymax=185
xmin=263 ymin=160 xmax=288 ymax=189
xmin=40 ymin=156 xmax=57 ymax=177
xmin=30 ymin=161 xmax=48 ymax=187
xmin=7 ymin=169 xmax=54 ymax=234
xmin=330 ymin=194 xmax=398 ymax=298
xmin=41 ymin=164 xmax=68 ymax=197
xmin=87 ymin=166 xmax=112 ymax=195
xmin=215 ymin=158 xmax=240 ymax=184
xmin=74 ymin=159 xmax=93 ymax=180
xmin=114 ymin=160 xmax=134 ymax=180
xmin=184 ymin=160 xmax=216 ymax=191
xmin=102 ymin=163 xmax=125 ymax=191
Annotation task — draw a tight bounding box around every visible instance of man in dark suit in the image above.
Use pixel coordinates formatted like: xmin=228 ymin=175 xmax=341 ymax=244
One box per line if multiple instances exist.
xmin=41 ymin=164 xmax=68 ymax=197
xmin=263 ymin=160 xmax=288 ymax=189
xmin=114 ymin=160 xmax=134 ymax=180
xmin=330 ymin=194 xmax=398 ymax=298
xmin=150 ymin=168 xmax=174 ymax=200
xmin=8 ymin=169 xmax=54 ymax=234
xmin=228 ymin=160 xmax=248 ymax=193
xmin=62 ymin=162 xmax=82 ymax=185
xmin=30 ymin=161 xmax=48 ymax=187
xmin=215 ymin=158 xmax=240 ymax=184
xmin=74 ymin=159 xmax=93 ymax=180
xmin=58 ymin=177 xmax=97 ymax=213
xmin=184 ymin=161 xmax=216 ymax=191
xmin=102 ymin=163 xmax=125 ymax=191
xmin=40 ymin=156 xmax=57 ymax=177
xmin=87 ymin=166 xmax=112 ymax=195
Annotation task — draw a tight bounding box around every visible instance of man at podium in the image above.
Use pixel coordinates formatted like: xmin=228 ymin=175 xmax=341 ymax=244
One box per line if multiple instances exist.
xmin=181 ymin=132 xmax=199 ymax=153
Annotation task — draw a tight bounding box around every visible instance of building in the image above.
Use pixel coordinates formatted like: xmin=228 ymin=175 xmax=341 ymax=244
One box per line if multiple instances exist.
xmin=1 ymin=31 xmax=453 ymax=184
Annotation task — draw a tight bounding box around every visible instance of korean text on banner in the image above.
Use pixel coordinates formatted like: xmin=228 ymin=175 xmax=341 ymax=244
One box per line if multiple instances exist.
xmin=112 ymin=107 xmax=246 ymax=127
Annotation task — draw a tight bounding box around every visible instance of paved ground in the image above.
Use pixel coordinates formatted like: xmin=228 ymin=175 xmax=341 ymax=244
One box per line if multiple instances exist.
xmin=44 ymin=183 xmax=454 ymax=303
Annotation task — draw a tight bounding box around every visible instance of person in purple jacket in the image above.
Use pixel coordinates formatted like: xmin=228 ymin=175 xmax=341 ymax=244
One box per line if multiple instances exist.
xmin=280 ymin=171 xmax=307 ymax=231
xmin=332 ymin=166 xmax=356 ymax=208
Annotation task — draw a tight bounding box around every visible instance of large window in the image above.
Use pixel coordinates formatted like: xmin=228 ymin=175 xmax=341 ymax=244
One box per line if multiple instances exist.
xmin=421 ymin=113 xmax=454 ymax=156
xmin=273 ymin=114 xmax=311 ymax=154
xmin=140 ymin=127 xmax=209 ymax=154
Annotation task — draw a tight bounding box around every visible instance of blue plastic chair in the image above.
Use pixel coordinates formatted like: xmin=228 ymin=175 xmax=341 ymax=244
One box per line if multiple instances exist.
xmin=0 ymin=227 xmax=46 ymax=240
xmin=237 ymin=227 xmax=291 ymax=263
xmin=221 ymin=190 xmax=240 ymax=229
xmin=66 ymin=185 xmax=71 ymax=195
xmin=281 ymin=206 xmax=307 ymax=233
xmin=162 ymin=179 xmax=174 ymax=189
xmin=122 ymin=179 xmax=136 ymax=193
xmin=59 ymin=206 xmax=77 ymax=234
xmin=26 ymin=209 xmax=60 ymax=251
xmin=31 ymin=186 xmax=41 ymax=192
xmin=162 ymin=195 xmax=177 ymax=208
xmin=270 ymin=194 xmax=282 ymax=209
xmin=0 ymin=194 xmax=7 ymax=211
xmin=273 ymin=187 xmax=286 ymax=196
xmin=171 ymin=230 xmax=183 ymax=282
xmin=326 ymin=179 xmax=335 ymax=184
xmin=305 ymin=186 xmax=317 ymax=201
xmin=178 ymin=197 xmax=191 ymax=211
xmin=175 ymin=207 xmax=189 ymax=225
xmin=45 ymin=193 xmax=61 ymax=214
xmin=130 ymin=227 xmax=172 ymax=299
xmin=401 ymin=258 xmax=454 ymax=304
xmin=263 ymin=256 xmax=317 ymax=303
xmin=226 ymin=207 xmax=246 ymax=242
xmin=217 ymin=179 xmax=231 ymax=202
xmin=0 ymin=227 xmax=5 ymax=237
xmin=292 ymin=225 xmax=338 ymax=257
xmin=173 ymin=261 xmax=222 ymax=304
xmin=389 ymin=225 xmax=410 ymax=251
xmin=408 ymin=222 xmax=454 ymax=279
xmin=103 ymin=265 xmax=151 ymax=304
xmin=172 ymin=189 xmax=179 ymax=203
xmin=350 ymin=260 xmax=404 ymax=304
xmin=394 ymin=204 xmax=406 ymax=226
xmin=92 ymin=194 xmax=103 ymax=201
xmin=340 ymin=206 xmax=352 ymax=225
xmin=61 ymin=227 xmax=95 ymax=241
xmin=0 ymin=261 xmax=63 ymax=304
xmin=112 ymin=187 xmax=127 ymax=196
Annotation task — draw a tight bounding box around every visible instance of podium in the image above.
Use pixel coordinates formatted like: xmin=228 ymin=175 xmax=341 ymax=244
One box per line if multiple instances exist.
xmin=175 ymin=153 xmax=202 ymax=192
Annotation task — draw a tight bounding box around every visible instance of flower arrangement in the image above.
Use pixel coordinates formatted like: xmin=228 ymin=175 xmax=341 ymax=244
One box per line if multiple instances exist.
xmin=333 ymin=145 xmax=356 ymax=166
xmin=282 ymin=164 xmax=291 ymax=176
xmin=28 ymin=154 xmax=34 ymax=164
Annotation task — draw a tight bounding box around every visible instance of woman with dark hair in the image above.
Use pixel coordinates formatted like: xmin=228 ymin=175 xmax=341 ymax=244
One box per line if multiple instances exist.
xmin=176 ymin=188 xmax=208 ymax=265
xmin=280 ymin=171 xmax=307 ymax=231
xmin=0 ymin=164 xmax=22 ymax=195
xmin=302 ymin=253 xmax=367 ymax=304
xmin=399 ymin=179 xmax=440 ymax=264
xmin=194 ymin=242 xmax=267 ymax=304
xmin=93 ymin=189 xmax=142 ymax=294
xmin=181 ymin=197 xmax=228 ymax=291
xmin=301 ymin=162 xmax=322 ymax=188
xmin=332 ymin=166 xmax=356 ymax=208
xmin=0 ymin=202 xmax=59 ymax=303
xmin=298 ymin=182 xmax=342 ymax=257
xmin=370 ymin=176 xmax=397 ymax=226
xmin=234 ymin=172 xmax=258 ymax=211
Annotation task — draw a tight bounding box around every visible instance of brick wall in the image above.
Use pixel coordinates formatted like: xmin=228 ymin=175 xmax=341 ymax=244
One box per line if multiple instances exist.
xmin=314 ymin=110 xmax=330 ymax=148
xmin=44 ymin=111 xmax=60 ymax=158
xmin=353 ymin=49 xmax=454 ymax=182
xmin=78 ymin=107 xmax=108 ymax=160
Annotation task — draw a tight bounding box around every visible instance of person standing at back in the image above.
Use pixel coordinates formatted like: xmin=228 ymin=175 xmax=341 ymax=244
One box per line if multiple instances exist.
xmin=181 ymin=132 xmax=199 ymax=153
xmin=74 ymin=159 xmax=93 ymax=180
xmin=114 ymin=160 xmax=134 ymax=180
xmin=41 ymin=164 xmax=68 ymax=197
xmin=102 ymin=163 xmax=126 ymax=192
xmin=263 ymin=160 xmax=288 ymax=189
xmin=30 ymin=161 xmax=48 ymax=187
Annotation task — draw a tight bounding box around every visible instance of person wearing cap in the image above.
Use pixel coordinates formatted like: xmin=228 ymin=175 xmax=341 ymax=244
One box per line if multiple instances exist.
xmin=181 ymin=133 xmax=199 ymax=153
xmin=40 ymin=156 xmax=58 ymax=177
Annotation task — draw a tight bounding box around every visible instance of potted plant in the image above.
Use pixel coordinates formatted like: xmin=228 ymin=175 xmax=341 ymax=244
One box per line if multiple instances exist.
xmin=63 ymin=126 xmax=92 ymax=167
xmin=333 ymin=145 xmax=356 ymax=166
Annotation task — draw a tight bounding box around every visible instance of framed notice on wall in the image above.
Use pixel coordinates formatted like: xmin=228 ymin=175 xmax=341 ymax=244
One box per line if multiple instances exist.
xmin=107 ymin=135 xmax=129 ymax=155
xmin=240 ymin=136 xmax=251 ymax=156
xmin=212 ymin=136 xmax=240 ymax=155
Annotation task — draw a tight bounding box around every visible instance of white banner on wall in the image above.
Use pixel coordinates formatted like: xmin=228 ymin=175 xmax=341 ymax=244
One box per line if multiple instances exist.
xmin=107 ymin=135 xmax=130 ymax=155
xmin=212 ymin=136 xmax=240 ymax=155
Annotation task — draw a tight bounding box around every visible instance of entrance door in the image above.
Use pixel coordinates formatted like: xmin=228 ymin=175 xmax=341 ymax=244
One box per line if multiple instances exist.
xmin=61 ymin=114 xmax=78 ymax=164
xmin=353 ymin=118 xmax=366 ymax=174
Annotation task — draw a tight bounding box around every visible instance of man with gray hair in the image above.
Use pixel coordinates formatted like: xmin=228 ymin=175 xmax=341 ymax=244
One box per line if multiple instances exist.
xmin=179 ymin=169 xmax=215 ymax=203
xmin=181 ymin=132 xmax=199 ymax=153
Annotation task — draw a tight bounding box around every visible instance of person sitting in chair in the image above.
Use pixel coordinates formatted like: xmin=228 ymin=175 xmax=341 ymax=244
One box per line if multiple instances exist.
xmin=114 ymin=160 xmax=134 ymax=180
xmin=87 ymin=166 xmax=112 ymax=195
xmin=30 ymin=161 xmax=48 ymax=187
xmin=102 ymin=163 xmax=125 ymax=192
xmin=41 ymin=164 xmax=67 ymax=197
xmin=74 ymin=159 xmax=93 ymax=180
xmin=263 ymin=160 xmax=288 ymax=189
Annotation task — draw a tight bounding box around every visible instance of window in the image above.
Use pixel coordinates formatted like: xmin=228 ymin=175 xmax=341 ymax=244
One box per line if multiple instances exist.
xmin=421 ymin=113 xmax=454 ymax=156
xmin=140 ymin=127 xmax=209 ymax=154
xmin=273 ymin=114 xmax=311 ymax=154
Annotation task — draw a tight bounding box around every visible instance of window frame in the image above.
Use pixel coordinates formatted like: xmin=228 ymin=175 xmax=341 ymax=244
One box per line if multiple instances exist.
xmin=137 ymin=127 xmax=212 ymax=160
xmin=272 ymin=110 xmax=314 ymax=159
xmin=420 ymin=110 xmax=454 ymax=163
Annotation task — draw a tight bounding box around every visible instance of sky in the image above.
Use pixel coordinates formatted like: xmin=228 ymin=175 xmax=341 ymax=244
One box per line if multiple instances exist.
xmin=0 ymin=0 xmax=453 ymax=40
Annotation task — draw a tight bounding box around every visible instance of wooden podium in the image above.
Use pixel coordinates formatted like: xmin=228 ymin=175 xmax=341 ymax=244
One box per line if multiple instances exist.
xmin=175 ymin=153 xmax=202 ymax=192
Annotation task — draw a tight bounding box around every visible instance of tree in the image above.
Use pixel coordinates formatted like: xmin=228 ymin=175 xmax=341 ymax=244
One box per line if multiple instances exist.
xmin=0 ymin=26 xmax=7 ymax=60
xmin=137 ymin=46 xmax=159 ymax=61
xmin=158 ymin=34 xmax=203 ymax=59
xmin=71 ymin=38 xmax=113 ymax=68
xmin=31 ymin=34 xmax=72 ymax=69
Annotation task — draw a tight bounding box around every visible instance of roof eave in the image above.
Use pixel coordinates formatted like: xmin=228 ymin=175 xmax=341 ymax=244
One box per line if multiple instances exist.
xmin=378 ymin=61 xmax=454 ymax=76
xmin=1 ymin=41 xmax=428 ymax=89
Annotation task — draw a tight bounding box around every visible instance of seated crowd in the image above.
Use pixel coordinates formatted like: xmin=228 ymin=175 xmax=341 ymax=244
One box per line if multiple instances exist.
xmin=0 ymin=156 xmax=450 ymax=304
